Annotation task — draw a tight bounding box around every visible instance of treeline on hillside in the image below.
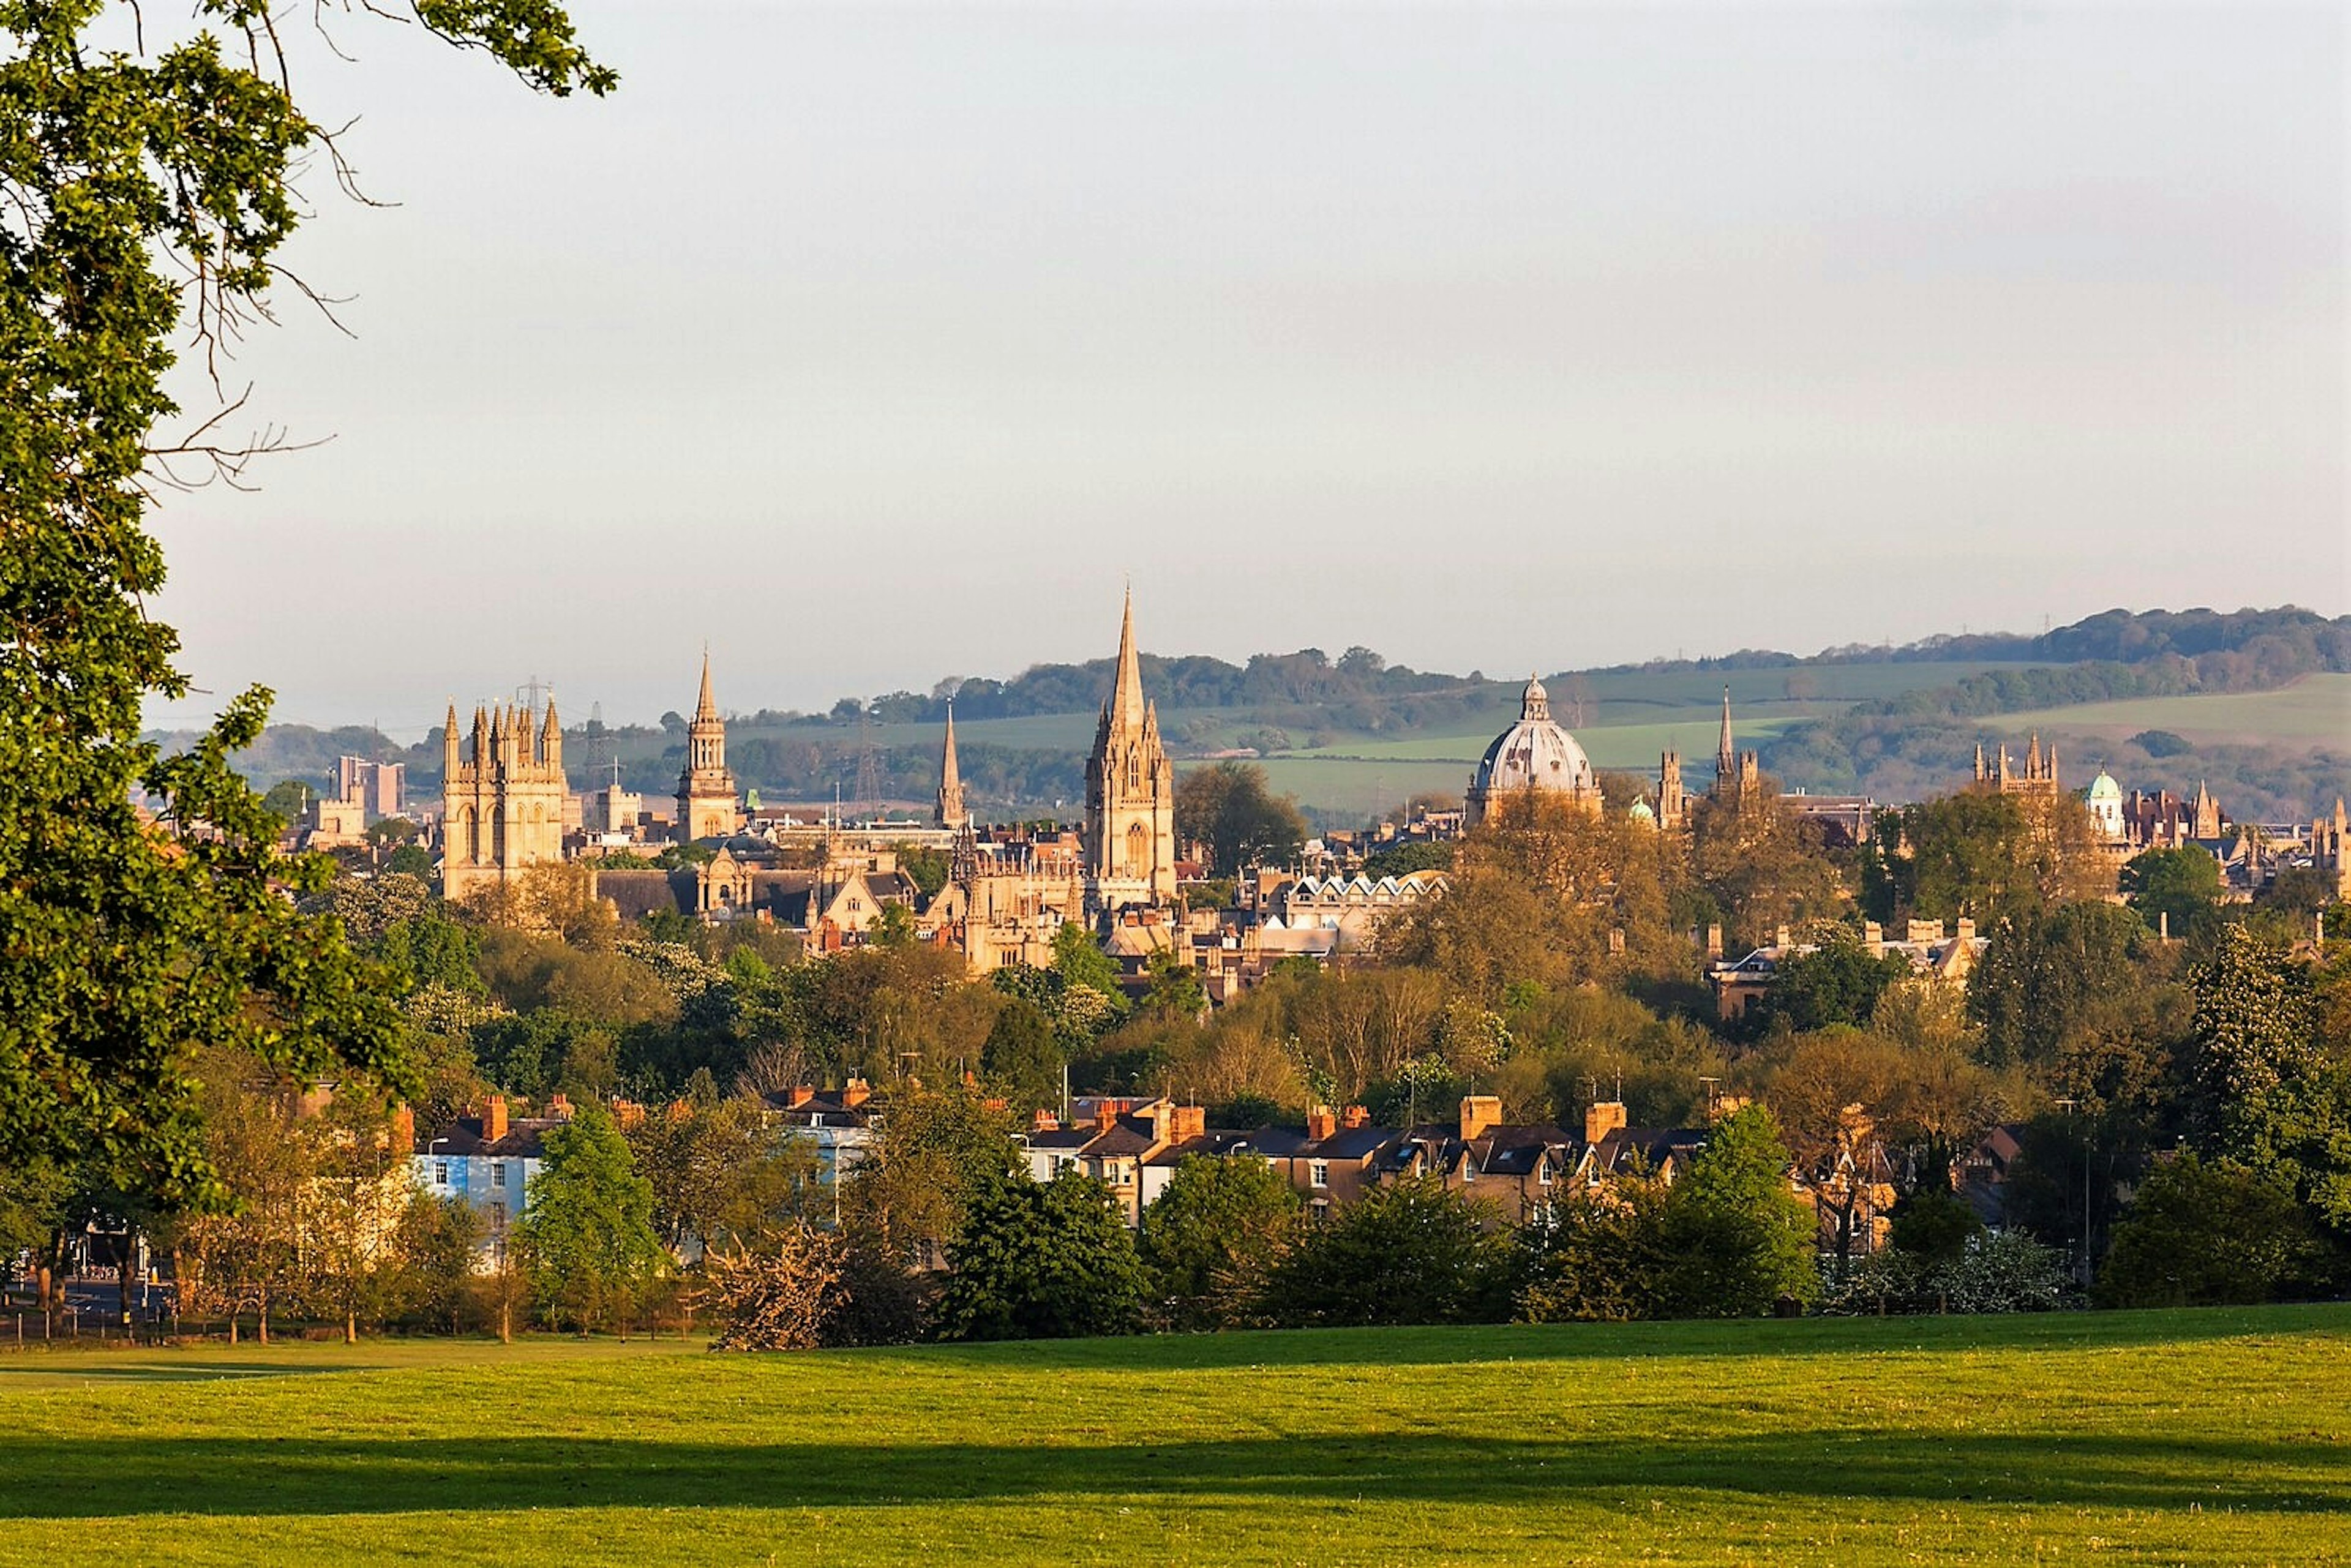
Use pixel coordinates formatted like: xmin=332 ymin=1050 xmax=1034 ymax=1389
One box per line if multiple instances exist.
xmin=171 ymin=605 xmax=2347 ymax=817
xmin=1608 ymin=606 xmax=2350 ymax=677
xmin=793 ymin=646 xmax=1506 ymax=729
xmin=1762 ymin=719 xmax=2349 ymax=825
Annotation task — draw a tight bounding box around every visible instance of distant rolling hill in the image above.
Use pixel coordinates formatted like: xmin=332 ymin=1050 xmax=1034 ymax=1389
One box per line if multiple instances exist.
xmin=166 ymin=608 xmax=2350 ymax=827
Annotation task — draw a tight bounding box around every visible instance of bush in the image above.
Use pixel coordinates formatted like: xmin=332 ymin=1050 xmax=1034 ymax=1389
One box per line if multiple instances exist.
xmin=935 ymin=1172 xmax=1146 ymax=1341
xmin=2096 ymin=1153 xmax=2340 ymax=1307
xmin=1657 ymin=1107 xmax=1820 ymax=1318
xmin=1822 ymin=1231 xmax=2072 ymax=1316
xmin=1139 ymin=1155 xmax=1301 ymax=1330
xmin=821 ymin=1237 xmax=930 ymax=1348
xmin=1514 ymin=1182 xmax=1671 ymax=1322
xmin=700 ymin=1224 xmax=843 ymax=1352
xmin=1261 ymin=1177 xmax=1510 ymax=1327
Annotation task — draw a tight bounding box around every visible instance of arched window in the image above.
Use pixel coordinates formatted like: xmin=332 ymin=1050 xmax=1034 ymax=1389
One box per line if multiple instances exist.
xmin=1124 ymin=821 xmax=1148 ymax=878
xmin=1125 ymin=754 xmax=1140 ymax=793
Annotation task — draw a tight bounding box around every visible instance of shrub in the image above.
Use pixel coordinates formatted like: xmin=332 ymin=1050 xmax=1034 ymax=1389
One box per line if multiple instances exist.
xmin=935 ymin=1172 xmax=1146 ymax=1341
xmin=1514 ymin=1181 xmax=1671 ymax=1323
xmin=700 ymin=1224 xmax=844 ymax=1352
xmin=2096 ymin=1153 xmax=2339 ymax=1307
xmin=1262 ymin=1177 xmax=1510 ymax=1327
xmin=1823 ymin=1231 xmax=2072 ymax=1316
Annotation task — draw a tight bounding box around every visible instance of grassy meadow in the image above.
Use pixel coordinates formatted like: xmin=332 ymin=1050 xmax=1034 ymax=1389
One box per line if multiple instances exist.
xmin=3 ymin=1305 xmax=2347 ymax=1565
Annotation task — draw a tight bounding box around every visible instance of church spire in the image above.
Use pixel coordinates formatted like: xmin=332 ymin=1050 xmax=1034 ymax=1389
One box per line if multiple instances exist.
xmin=936 ymin=702 xmax=969 ymax=830
xmin=694 ymin=645 xmax=719 ymax=724
xmin=1716 ymin=686 xmax=1736 ymax=778
xmin=1109 ymin=585 xmax=1146 ymax=734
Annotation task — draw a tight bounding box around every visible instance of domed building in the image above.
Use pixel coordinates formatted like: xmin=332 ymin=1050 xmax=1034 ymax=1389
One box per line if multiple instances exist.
xmin=2087 ymin=768 xmax=2126 ymax=841
xmin=1464 ymin=676 xmax=1604 ymax=827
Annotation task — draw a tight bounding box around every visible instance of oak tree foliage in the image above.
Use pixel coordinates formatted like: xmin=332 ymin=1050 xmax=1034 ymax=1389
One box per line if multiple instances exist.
xmin=0 ymin=0 xmax=610 ymax=1204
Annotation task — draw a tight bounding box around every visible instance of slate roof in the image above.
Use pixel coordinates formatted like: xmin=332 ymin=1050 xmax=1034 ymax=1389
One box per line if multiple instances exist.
xmin=418 ymin=1115 xmax=560 ymax=1159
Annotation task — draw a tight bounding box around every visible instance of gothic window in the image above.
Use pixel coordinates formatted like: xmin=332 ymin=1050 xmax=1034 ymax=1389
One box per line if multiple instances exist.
xmin=1124 ymin=821 xmax=1147 ymax=878
xmin=1125 ymin=753 xmax=1140 ymax=793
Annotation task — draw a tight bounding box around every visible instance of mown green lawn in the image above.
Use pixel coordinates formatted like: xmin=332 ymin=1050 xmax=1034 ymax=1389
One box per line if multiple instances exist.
xmin=2 ymin=1307 xmax=2347 ymax=1565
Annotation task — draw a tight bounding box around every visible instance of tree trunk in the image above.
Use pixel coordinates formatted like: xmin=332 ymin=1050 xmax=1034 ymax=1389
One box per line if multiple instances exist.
xmin=33 ymin=1261 xmax=51 ymax=1315
xmin=345 ymin=1309 xmax=356 ymax=1345
xmin=258 ymin=1288 xmax=270 ymax=1346
xmin=499 ymin=1298 xmax=511 ymax=1345
xmin=229 ymin=1313 xmax=239 ymax=1345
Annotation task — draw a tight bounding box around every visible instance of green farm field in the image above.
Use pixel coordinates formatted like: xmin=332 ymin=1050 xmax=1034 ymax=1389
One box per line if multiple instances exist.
xmin=1984 ymin=673 xmax=2351 ymax=748
xmin=3 ymin=1307 xmax=2347 ymax=1566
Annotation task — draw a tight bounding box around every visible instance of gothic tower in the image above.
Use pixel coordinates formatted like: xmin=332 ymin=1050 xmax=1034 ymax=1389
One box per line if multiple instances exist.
xmin=1083 ymin=588 xmax=1176 ymax=910
xmin=1657 ymin=750 xmax=1685 ymax=831
xmin=1710 ymin=686 xmax=1760 ymax=800
xmin=936 ymin=702 xmax=970 ymax=831
xmin=1715 ymin=685 xmax=1736 ymax=784
xmin=677 ymin=651 xmax=741 ymax=841
xmin=441 ymin=692 xmax=569 ymax=901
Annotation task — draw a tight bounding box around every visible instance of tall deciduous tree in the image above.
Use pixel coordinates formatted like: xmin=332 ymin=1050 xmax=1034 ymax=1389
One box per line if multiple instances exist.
xmin=0 ymin=0 xmax=610 ymax=1204
xmin=1175 ymin=762 xmax=1308 ymax=876
xmin=1658 ymin=1105 xmax=1818 ymax=1317
xmin=935 ymin=1171 xmax=1146 ymax=1341
xmin=514 ymin=1103 xmax=666 ymax=1334
xmin=1138 ymin=1154 xmax=1301 ymax=1327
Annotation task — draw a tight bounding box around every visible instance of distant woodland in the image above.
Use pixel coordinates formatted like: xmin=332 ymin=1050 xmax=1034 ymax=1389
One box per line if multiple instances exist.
xmin=165 ymin=607 xmax=2349 ymax=824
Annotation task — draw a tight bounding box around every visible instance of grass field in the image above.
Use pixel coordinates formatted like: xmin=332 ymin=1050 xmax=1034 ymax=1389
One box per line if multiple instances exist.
xmin=2 ymin=1307 xmax=2347 ymax=1565
xmin=1985 ymin=673 xmax=2351 ymax=748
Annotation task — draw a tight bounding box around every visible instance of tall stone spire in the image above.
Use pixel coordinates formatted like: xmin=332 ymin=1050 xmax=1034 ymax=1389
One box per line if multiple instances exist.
xmin=936 ymin=702 xmax=969 ymax=830
xmin=1108 ymin=585 xmax=1146 ymax=735
xmin=694 ymin=645 xmax=719 ymax=725
xmin=540 ymin=693 xmax=561 ymax=768
xmin=1715 ymin=686 xmax=1736 ymax=779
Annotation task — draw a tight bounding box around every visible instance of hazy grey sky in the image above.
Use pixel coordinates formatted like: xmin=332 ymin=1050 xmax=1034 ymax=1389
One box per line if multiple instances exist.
xmin=146 ymin=1 xmax=2347 ymax=736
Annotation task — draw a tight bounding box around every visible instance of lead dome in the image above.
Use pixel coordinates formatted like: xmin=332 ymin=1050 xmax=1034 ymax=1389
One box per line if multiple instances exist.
xmin=1464 ymin=675 xmax=1603 ymax=827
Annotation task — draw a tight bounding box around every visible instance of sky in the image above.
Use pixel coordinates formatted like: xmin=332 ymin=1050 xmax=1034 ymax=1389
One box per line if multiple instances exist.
xmin=143 ymin=1 xmax=2347 ymax=738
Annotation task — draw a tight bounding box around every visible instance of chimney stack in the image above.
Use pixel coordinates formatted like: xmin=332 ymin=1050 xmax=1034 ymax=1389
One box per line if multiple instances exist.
xmin=549 ymin=1092 xmax=574 ymax=1120
xmin=1584 ymin=1100 xmax=1628 ymax=1146
xmin=842 ymin=1076 xmax=871 ymax=1109
xmin=1172 ymin=1103 xmax=1206 ymax=1142
xmin=391 ymin=1103 xmax=416 ymax=1155
xmin=787 ymin=1085 xmax=816 ymax=1109
xmin=1341 ymin=1104 xmax=1370 ymax=1130
xmin=1032 ymin=1108 xmax=1060 ymax=1133
xmin=1305 ymin=1105 xmax=1338 ymax=1142
xmin=1458 ymin=1094 xmax=1502 ymax=1141
xmin=484 ymin=1095 xmax=509 ymax=1144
